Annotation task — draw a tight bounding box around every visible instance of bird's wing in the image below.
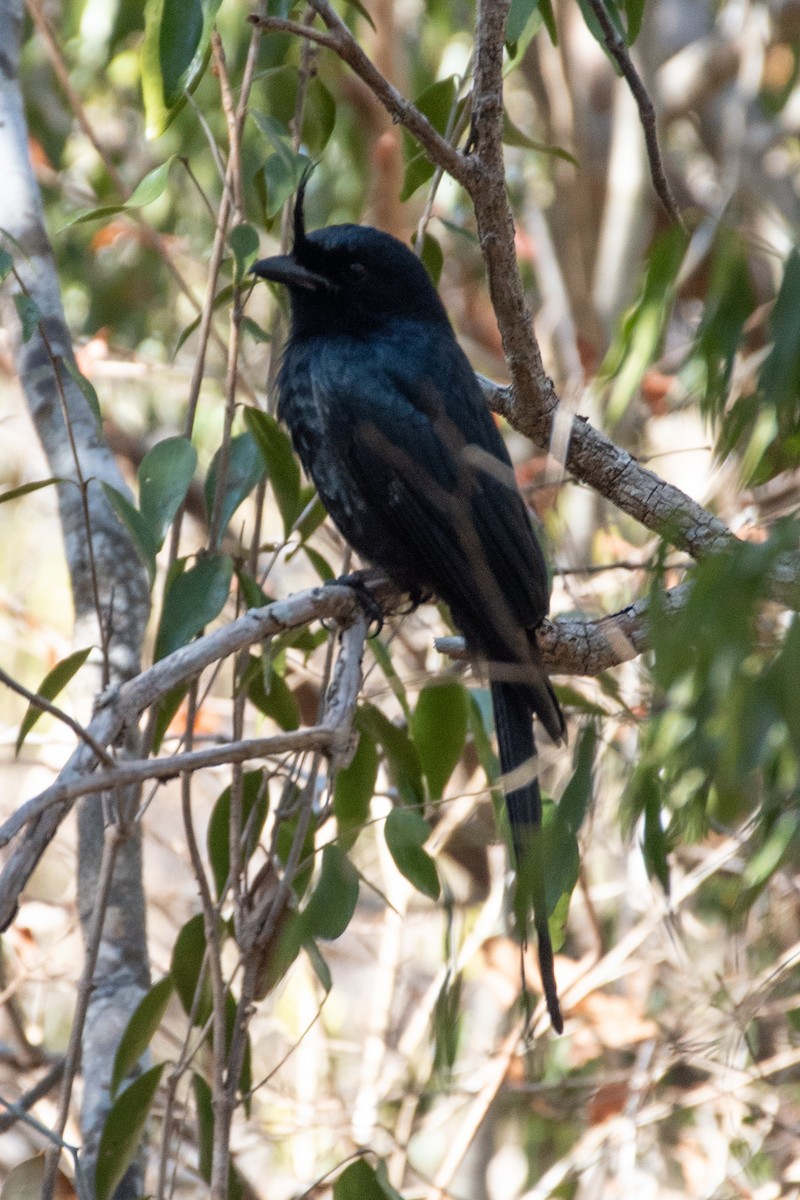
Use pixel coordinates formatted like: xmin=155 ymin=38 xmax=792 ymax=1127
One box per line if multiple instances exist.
xmin=316 ymin=332 xmax=551 ymax=655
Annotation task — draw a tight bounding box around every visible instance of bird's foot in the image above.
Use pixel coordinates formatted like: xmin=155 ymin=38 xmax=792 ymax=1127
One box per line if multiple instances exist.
xmin=327 ymin=571 xmax=385 ymax=636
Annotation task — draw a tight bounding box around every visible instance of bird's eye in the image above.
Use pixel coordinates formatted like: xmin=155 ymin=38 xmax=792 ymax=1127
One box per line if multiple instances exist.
xmin=347 ymin=261 xmax=367 ymax=284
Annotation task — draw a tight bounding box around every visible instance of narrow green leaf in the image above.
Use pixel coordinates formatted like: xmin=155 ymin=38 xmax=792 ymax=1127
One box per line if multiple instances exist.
xmin=334 ymin=730 xmax=378 ymax=848
xmin=16 ymin=647 xmax=92 ymax=755
xmin=643 ymin=784 xmax=670 ymax=893
xmin=244 ymin=406 xmax=301 ymax=532
xmin=207 ymin=770 xmax=269 ymax=899
xmin=385 ymin=808 xmax=440 ymax=899
xmin=62 ymin=158 xmax=177 ymax=226
xmin=0 ymin=245 xmax=12 ymax=283
xmin=410 ymin=681 xmax=468 ymax=800
xmin=173 ymin=284 xmax=233 ymax=358
xmin=344 ymin=0 xmax=376 ymax=31
xmin=502 ymin=111 xmax=578 ymax=164
xmin=413 ymin=231 xmax=443 ymax=286
xmin=624 ymin=0 xmax=645 ymax=43
xmin=102 ymin=483 xmax=158 ymax=580
xmin=192 ymin=1072 xmax=214 ymax=1183
xmin=191 ymin=1070 xmax=244 ymax=1197
xmin=155 ymin=554 xmax=233 ymax=659
xmin=507 ymin=0 xmax=539 ymax=46
xmin=152 ymin=681 xmax=188 ymax=753
xmin=533 ymin=0 xmax=557 ymax=43
xmin=111 ymin=977 xmax=174 ymax=1098
xmin=14 ymin=293 xmax=39 ymax=342
xmin=139 ymin=436 xmax=197 ymax=549
xmin=558 ymin=724 xmax=597 ymax=834
xmin=171 ymin=913 xmax=215 ymax=1024
xmin=95 ymin=1064 xmax=165 ymax=1200
xmin=304 ymin=938 xmax=333 ymax=992
xmin=358 ymin=704 xmax=423 ymax=805
xmin=61 ymin=356 xmax=102 ymax=424
xmin=301 ymin=845 xmax=359 ymax=940
xmin=0 ymin=477 xmax=64 ymax=505
xmin=204 ymin=432 xmax=265 ymax=540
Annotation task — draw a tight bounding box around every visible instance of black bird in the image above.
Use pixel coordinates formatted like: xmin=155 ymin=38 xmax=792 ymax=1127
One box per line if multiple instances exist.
xmin=252 ymin=186 xmax=566 ymax=1031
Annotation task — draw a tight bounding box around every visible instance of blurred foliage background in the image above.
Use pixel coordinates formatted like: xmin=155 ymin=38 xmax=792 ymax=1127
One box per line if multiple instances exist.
xmin=3 ymin=0 xmax=800 ymax=1197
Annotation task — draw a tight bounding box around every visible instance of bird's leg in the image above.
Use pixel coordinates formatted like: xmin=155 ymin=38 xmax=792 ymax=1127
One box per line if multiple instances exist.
xmin=327 ymin=570 xmax=385 ymax=635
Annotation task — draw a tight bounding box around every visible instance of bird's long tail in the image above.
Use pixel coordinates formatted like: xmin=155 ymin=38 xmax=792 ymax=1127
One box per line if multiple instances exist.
xmin=491 ymin=680 xmax=563 ymax=1033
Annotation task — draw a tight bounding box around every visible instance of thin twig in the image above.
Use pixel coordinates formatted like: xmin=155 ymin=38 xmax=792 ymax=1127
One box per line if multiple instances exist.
xmin=0 ymin=665 xmax=115 ymax=768
xmin=581 ymin=0 xmax=684 ymax=228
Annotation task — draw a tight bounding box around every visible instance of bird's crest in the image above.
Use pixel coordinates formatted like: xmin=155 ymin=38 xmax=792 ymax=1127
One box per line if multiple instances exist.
xmin=293 ymin=162 xmax=317 ymax=258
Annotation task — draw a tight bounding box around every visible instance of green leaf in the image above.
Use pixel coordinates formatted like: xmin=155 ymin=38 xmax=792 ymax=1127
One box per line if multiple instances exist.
xmin=142 ymin=0 xmax=222 ymax=137
xmin=171 ymin=913 xmax=214 ymax=1024
xmin=558 ymin=724 xmax=597 ymax=834
xmin=243 ymin=653 xmax=300 ymax=730
xmin=507 ymin=0 xmax=539 ymax=46
xmin=95 ymin=1064 xmax=165 ymax=1200
xmin=244 ymin=406 xmax=302 ymax=532
xmin=257 ymin=68 xmax=336 ymax=155
xmin=0 ymin=245 xmax=12 ymax=283
xmin=102 ymin=482 xmax=158 ymax=580
xmin=600 ymin=225 xmax=689 ymax=422
xmin=502 ymin=111 xmax=578 ymax=164
xmin=111 ymin=977 xmax=174 ymax=1098
xmin=0 ymin=477 xmax=64 ymax=505
xmin=173 ymin=284 xmax=233 ymax=358
xmin=385 ymin=808 xmax=440 ymax=899
xmin=207 ymin=770 xmax=270 ymax=899
xmin=576 ymin=0 xmax=624 ymax=47
xmin=400 ymin=152 xmax=436 ymax=202
xmin=229 ymin=223 xmax=260 ymax=283
xmin=250 ymin=114 xmax=311 ymax=222
xmin=334 ymin=729 xmax=378 ymax=848
xmin=61 ymin=356 xmax=102 ymax=424
xmin=410 ymin=681 xmax=468 ymax=800
xmin=358 ymin=704 xmax=423 ymax=805
xmin=413 ymin=76 xmax=458 ymax=136
xmin=400 ymin=76 xmax=459 ymax=199
xmin=139 ymin=436 xmax=198 ymax=549
xmin=152 ymin=681 xmax=188 ymax=753
xmin=344 ymin=0 xmax=376 ymax=31
xmin=192 ymin=1072 xmax=214 ymax=1183
xmin=192 ymin=1073 xmax=244 ymax=1199
xmin=301 ymin=845 xmax=359 ymax=940
xmin=304 ymin=938 xmax=333 ymax=992
xmin=16 ymin=647 xmax=92 ymax=755
xmin=62 ymin=157 xmax=177 ymax=225
xmin=515 ymin=803 xmax=579 ymax=951
xmin=155 ymin=554 xmax=233 ymax=659
xmin=334 ymin=1159 xmax=401 ymax=1200
xmin=302 ymin=543 xmax=335 ymax=581
xmin=204 ymin=432 xmax=265 ymax=541
xmin=415 ymin=231 xmax=444 ymax=286
xmin=13 ymin=293 xmax=39 ymax=342
xmin=623 ymin=0 xmax=645 ymax=43
xmin=643 ymin=781 xmax=670 ymax=893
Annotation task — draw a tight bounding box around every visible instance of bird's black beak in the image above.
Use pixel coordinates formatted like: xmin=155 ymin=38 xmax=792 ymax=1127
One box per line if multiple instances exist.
xmin=250 ymin=255 xmax=330 ymax=292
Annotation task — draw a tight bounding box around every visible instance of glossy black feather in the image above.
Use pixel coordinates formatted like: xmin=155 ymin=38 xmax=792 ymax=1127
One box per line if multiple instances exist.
xmin=252 ymin=198 xmax=566 ymax=1031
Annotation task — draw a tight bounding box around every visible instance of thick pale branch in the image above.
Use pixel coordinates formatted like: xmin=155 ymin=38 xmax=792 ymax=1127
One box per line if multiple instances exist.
xmin=0 ymin=583 xmax=380 ymax=925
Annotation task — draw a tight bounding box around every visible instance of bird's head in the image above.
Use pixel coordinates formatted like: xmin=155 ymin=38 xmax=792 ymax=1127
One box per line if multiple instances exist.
xmin=250 ymin=179 xmax=450 ymax=337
